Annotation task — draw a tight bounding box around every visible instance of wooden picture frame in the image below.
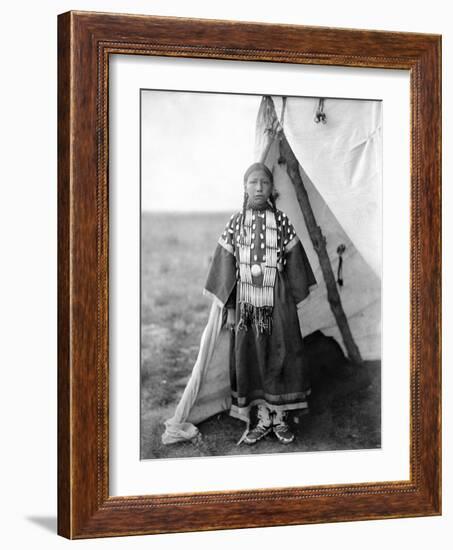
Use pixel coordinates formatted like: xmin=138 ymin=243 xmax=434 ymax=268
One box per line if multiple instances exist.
xmin=57 ymin=10 xmax=441 ymax=539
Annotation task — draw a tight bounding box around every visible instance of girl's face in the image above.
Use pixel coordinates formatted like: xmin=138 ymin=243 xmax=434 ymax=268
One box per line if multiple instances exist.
xmin=245 ymin=169 xmax=273 ymax=208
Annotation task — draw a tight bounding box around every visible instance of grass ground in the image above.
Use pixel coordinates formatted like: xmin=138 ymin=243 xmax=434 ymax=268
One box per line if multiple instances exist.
xmin=140 ymin=212 xmax=381 ymax=460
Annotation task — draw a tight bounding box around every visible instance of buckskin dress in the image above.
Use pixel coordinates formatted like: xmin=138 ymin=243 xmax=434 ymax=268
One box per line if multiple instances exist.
xmin=203 ymin=205 xmax=317 ymax=423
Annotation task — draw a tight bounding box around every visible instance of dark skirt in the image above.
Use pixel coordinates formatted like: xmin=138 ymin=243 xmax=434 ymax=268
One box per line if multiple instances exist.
xmin=229 ymin=270 xmax=311 ymax=422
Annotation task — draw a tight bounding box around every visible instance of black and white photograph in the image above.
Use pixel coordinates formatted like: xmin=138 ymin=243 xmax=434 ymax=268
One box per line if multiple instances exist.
xmin=140 ymin=90 xmax=382 ymax=460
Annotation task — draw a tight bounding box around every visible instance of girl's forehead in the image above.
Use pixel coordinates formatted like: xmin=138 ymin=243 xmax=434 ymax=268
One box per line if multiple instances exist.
xmin=246 ymin=169 xmax=272 ymax=181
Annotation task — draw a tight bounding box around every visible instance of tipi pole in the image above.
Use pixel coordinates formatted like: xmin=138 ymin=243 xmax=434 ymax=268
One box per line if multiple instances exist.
xmin=278 ymin=131 xmax=363 ymax=366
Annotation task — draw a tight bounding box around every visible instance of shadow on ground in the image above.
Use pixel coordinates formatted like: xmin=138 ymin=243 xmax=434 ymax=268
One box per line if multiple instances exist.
xmin=26 ymin=516 xmax=57 ymax=533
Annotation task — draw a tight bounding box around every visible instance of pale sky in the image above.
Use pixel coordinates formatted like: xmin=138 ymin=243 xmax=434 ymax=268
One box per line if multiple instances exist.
xmin=141 ymin=90 xmax=262 ymax=212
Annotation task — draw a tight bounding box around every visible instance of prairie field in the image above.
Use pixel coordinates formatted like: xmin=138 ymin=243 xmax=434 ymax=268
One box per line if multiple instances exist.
xmin=140 ymin=211 xmax=381 ymax=460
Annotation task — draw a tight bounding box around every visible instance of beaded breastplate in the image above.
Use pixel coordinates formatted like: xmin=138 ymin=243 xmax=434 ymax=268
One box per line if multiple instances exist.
xmin=235 ymin=207 xmax=284 ymax=333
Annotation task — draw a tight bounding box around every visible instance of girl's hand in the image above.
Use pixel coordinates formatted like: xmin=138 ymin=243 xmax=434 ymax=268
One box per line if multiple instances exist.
xmin=226 ymin=308 xmax=236 ymax=330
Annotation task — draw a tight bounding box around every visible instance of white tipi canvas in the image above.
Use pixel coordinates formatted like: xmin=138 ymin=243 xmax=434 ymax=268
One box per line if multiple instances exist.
xmin=258 ymin=95 xmax=382 ymax=360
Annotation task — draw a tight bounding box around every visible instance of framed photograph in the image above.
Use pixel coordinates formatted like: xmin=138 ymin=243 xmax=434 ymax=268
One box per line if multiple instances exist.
xmin=58 ymin=11 xmax=441 ymax=538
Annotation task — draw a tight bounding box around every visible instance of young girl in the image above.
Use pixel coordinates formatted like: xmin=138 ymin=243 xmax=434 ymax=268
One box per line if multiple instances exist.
xmin=203 ymin=162 xmax=317 ymax=445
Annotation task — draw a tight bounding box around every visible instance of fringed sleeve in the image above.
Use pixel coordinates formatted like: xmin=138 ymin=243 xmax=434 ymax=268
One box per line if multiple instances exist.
xmin=203 ymin=214 xmax=238 ymax=308
xmin=282 ymin=214 xmax=317 ymax=307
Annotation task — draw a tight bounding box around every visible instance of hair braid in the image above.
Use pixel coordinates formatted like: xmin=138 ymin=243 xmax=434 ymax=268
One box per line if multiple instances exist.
xmin=269 ymin=194 xmax=284 ymax=266
xmin=240 ymin=190 xmax=249 ymax=246
xmin=269 ymin=193 xmax=277 ymax=212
